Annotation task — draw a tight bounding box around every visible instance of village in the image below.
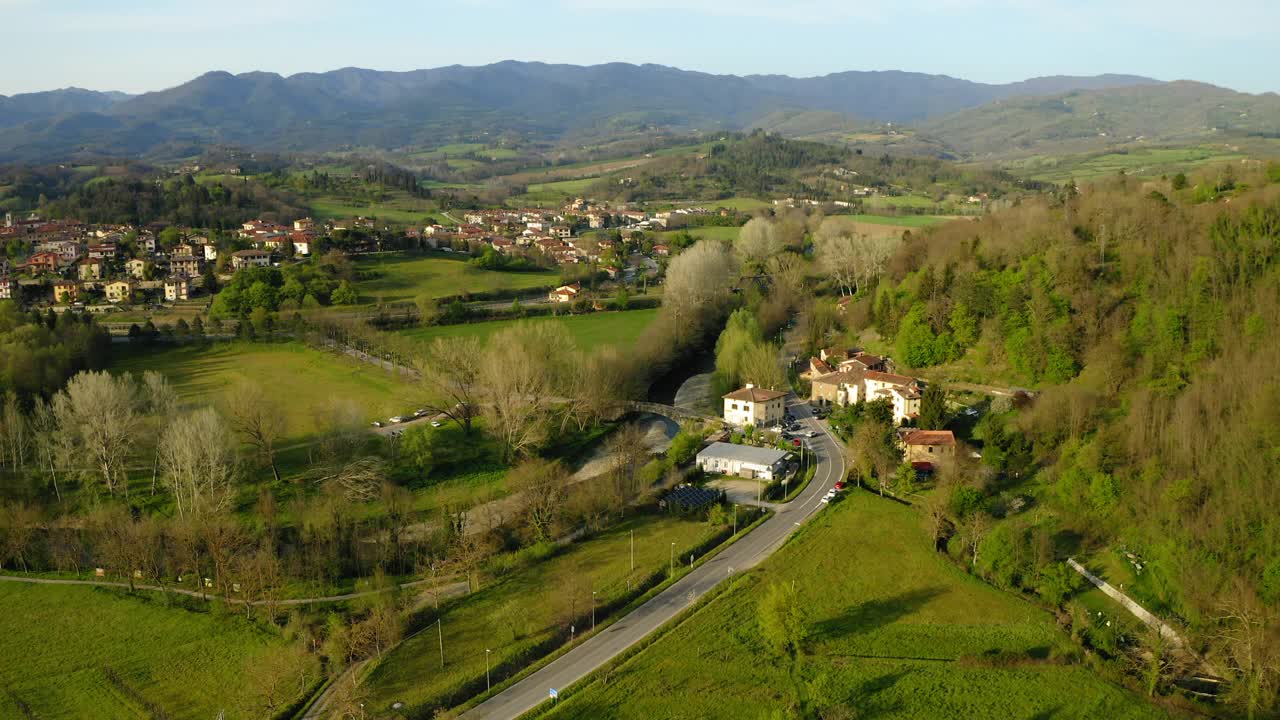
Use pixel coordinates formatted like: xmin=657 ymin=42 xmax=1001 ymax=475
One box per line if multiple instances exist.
xmin=0 ymin=196 xmax=716 ymax=312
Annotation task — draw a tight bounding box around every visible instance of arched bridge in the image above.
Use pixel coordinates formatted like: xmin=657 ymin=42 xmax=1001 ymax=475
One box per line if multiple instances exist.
xmin=619 ymin=401 xmax=719 ymax=424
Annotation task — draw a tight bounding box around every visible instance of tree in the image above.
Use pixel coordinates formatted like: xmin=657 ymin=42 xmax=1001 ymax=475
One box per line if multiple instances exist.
xmin=414 ymin=336 xmax=482 ymax=434
xmin=240 ymin=644 xmax=312 ymax=717
xmin=316 ymin=456 xmax=386 ymax=503
xmin=736 ymin=217 xmax=781 ymax=269
xmin=957 ymin=511 xmax=991 ymax=567
xmin=478 ymin=322 xmax=566 ymax=460
xmin=1216 ymin=586 xmax=1280 ymax=719
xmin=225 ymin=380 xmax=287 ymax=483
xmin=758 ymin=581 xmax=807 ymax=657
xmin=918 ymin=383 xmax=947 ymax=430
xmin=0 ymin=503 xmax=38 ymax=571
xmin=812 ymin=217 xmax=897 ymax=296
xmin=662 ymin=240 xmax=736 ymax=337
xmin=158 ymin=407 xmax=240 ymax=519
xmin=53 ymin=371 xmax=142 ymax=495
xmin=509 ymin=458 xmax=567 ymax=542
xmin=414 ymin=293 xmax=441 ymax=325
xmin=330 ymin=280 xmax=358 ymax=305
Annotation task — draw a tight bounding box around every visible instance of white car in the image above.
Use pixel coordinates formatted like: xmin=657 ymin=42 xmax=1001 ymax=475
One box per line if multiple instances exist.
xmin=414 ymin=409 xmax=428 ymax=417
xmin=430 ymin=420 xmax=443 ymax=428
xmin=389 ymin=416 xmax=404 ymax=424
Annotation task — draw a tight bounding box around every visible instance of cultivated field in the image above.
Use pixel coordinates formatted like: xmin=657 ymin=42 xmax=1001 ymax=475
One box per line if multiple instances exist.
xmin=353 ymin=252 xmax=558 ymax=304
xmin=362 ymin=513 xmax=722 ymax=714
xmin=111 ymin=341 xmax=405 ymax=439
xmin=0 ymin=583 xmax=313 ymax=720
xmin=1008 ymin=145 xmax=1248 ymax=184
xmin=399 ymin=308 xmax=660 ymax=351
xmin=541 ymin=492 xmax=1175 ymax=720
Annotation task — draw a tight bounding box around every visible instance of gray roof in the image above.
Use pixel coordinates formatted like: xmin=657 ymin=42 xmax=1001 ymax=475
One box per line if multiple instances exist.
xmin=696 ymin=441 xmax=788 ymax=467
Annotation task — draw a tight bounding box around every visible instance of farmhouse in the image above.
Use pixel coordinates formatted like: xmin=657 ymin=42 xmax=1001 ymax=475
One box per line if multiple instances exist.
xmin=231 ymin=249 xmax=271 ymax=270
xmin=52 ymin=280 xmax=79 ymax=304
xmin=696 ymin=442 xmax=789 ymax=481
xmin=548 ymin=282 xmax=582 ymax=303
xmin=104 ymin=280 xmax=134 ymax=304
xmin=165 ymin=275 xmax=190 ymax=302
xmin=809 ymin=357 xmax=924 ymax=425
xmin=898 ymin=429 xmax=956 ymax=470
xmin=722 ymin=384 xmax=787 ymax=427
xmin=77 ymin=257 xmax=103 ymax=281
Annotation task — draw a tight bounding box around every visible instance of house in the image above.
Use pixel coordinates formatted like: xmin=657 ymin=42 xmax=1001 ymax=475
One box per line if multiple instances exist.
xmin=808 ymin=361 xmax=922 ymax=426
xmin=52 ymin=280 xmax=79 ymax=304
xmin=77 ymin=257 xmax=104 ymax=281
xmin=126 ymin=258 xmax=148 ymax=279
xmin=104 ymin=280 xmax=134 ymax=304
xmin=293 ymin=217 xmax=315 ymax=232
xmin=696 ymin=442 xmax=789 ymax=481
xmin=164 ymin=275 xmax=190 ymax=302
xmin=864 ymin=371 xmax=923 ymax=425
xmin=0 ymin=276 xmax=14 ymax=301
xmin=202 ymin=244 xmax=219 ymax=261
xmin=551 ymin=225 xmax=572 ymax=239
xmin=722 ymin=384 xmax=787 ymax=427
xmin=87 ymin=243 xmax=118 ymax=259
xmin=24 ymin=252 xmax=59 ymax=274
xmin=838 ymin=352 xmax=886 ymax=374
xmin=231 ymin=249 xmax=272 ymax=270
xmin=548 ymin=282 xmax=582 ymax=303
xmin=652 ymin=244 xmax=670 ymax=257
xmin=899 ymin=429 xmax=956 ymax=470
xmin=292 ymin=238 xmax=311 ymax=256
xmin=810 ymin=370 xmax=865 ymax=407
xmin=169 ymin=254 xmax=202 ymax=277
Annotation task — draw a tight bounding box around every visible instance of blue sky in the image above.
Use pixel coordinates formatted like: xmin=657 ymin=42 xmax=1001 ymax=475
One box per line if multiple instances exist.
xmin=4 ymin=0 xmax=1276 ymax=95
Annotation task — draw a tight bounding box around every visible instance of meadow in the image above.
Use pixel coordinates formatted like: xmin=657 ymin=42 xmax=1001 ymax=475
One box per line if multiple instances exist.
xmin=541 ymin=492 xmax=1176 ymax=720
xmin=353 ymin=252 xmax=558 ymax=304
xmin=111 ymin=341 xmax=406 ymax=439
xmin=1008 ymin=145 xmax=1246 ymax=184
xmin=0 ymin=583 xmax=313 ymax=720
xmin=362 ymin=512 xmax=723 ymax=714
xmin=398 ymin=308 xmax=660 ymax=351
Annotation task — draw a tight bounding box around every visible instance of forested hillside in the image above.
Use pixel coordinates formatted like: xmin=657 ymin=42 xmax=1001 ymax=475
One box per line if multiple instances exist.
xmin=850 ymin=163 xmax=1280 ymax=671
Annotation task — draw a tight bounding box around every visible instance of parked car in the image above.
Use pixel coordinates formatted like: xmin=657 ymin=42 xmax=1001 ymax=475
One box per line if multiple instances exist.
xmin=389 ymin=416 xmax=404 ymax=424
xmin=430 ymin=420 xmax=443 ymax=428
xmin=414 ymin=409 xmax=428 ymax=418
xmin=371 ymin=421 xmax=383 ymax=428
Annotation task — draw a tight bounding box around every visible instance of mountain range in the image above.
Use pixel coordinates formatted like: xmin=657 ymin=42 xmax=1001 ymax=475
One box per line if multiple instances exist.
xmin=0 ymin=61 xmax=1275 ymax=163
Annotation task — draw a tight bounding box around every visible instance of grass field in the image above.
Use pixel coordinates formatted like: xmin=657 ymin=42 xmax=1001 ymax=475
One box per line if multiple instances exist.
xmin=309 ymin=194 xmax=438 ymax=224
xmin=0 ymin=583 xmax=311 ymax=719
xmin=659 ymin=226 xmax=741 ymax=244
xmin=543 ymin=492 xmax=1175 ymax=720
xmin=834 ymin=213 xmax=958 ymax=228
xmin=399 ymin=308 xmax=659 ymax=351
xmin=354 ymin=252 xmax=557 ymax=304
xmin=111 ymin=341 xmax=406 ymax=439
xmin=362 ymin=513 xmax=723 ymax=714
xmin=1010 ymin=145 xmax=1247 ymax=184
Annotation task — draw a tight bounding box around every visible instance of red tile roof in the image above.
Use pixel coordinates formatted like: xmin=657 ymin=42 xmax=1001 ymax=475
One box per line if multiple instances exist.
xmin=722 ymin=386 xmax=787 ymax=402
xmin=901 ymin=430 xmax=955 ymax=447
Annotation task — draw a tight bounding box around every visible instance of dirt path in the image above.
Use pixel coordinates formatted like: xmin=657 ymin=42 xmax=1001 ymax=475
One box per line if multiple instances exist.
xmin=0 ymin=573 xmax=468 ymax=607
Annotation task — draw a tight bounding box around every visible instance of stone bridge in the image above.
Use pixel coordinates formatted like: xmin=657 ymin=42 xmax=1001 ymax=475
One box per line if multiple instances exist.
xmin=619 ymin=401 xmax=719 ymax=424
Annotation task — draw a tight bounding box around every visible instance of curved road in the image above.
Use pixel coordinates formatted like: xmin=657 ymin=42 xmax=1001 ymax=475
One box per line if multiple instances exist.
xmin=461 ymin=396 xmax=845 ymax=720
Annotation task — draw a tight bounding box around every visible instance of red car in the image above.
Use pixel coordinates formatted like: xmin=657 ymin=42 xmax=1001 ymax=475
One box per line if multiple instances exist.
xmin=834 ymin=481 xmax=845 ymax=491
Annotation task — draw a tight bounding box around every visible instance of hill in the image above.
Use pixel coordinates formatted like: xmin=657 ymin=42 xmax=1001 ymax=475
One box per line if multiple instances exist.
xmin=0 ymin=62 xmax=1156 ymax=162
xmin=922 ymin=80 xmax=1280 ymax=159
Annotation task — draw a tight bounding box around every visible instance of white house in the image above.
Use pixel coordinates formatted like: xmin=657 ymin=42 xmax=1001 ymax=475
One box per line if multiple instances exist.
xmin=231 ymin=249 xmax=271 ymax=270
xmin=696 ymin=442 xmax=789 ymax=481
xmin=165 ymin=275 xmax=190 ymax=302
xmin=548 ymin=282 xmax=582 ymax=303
xmin=722 ymin=384 xmax=787 ymax=427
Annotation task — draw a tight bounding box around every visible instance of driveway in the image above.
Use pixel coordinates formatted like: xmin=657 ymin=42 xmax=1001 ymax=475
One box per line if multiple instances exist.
xmin=460 ymin=395 xmax=845 ymax=720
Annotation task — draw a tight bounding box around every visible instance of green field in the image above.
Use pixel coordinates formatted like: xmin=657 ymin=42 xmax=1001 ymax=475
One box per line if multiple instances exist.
xmin=399 ymin=308 xmax=659 ymax=351
xmin=1010 ymin=145 xmax=1247 ymax=184
xmin=0 ymin=583 xmax=311 ymax=719
xmin=833 ymin=213 xmax=958 ymax=227
xmin=309 ymin=194 xmax=439 ymax=224
xmin=354 ymin=252 xmax=558 ymax=304
xmin=111 ymin=341 xmax=406 ymax=439
xmin=543 ymin=492 xmax=1174 ymax=720
xmin=363 ymin=513 xmax=722 ymax=714
xmin=660 ymin=226 xmax=741 ymax=243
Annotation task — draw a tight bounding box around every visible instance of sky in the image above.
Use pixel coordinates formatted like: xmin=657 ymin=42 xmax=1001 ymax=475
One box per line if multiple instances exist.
xmin=3 ymin=0 xmax=1277 ymax=96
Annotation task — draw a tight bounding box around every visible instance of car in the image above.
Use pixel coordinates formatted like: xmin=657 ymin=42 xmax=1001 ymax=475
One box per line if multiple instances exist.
xmin=414 ymin=409 xmax=428 ymax=417
xmin=389 ymin=416 xmax=404 ymax=424
xmin=820 ymin=495 xmax=831 ymax=504
xmin=430 ymin=420 xmax=443 ymax=428
xmin=834 ymin=481 xmax=845 ymax=491
xmin=371 ymin=421 xmax=383 ymax=428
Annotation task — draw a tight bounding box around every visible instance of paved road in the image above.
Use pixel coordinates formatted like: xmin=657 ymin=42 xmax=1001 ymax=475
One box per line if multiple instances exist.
xmin=461 ymin=397 xmax=845 ymax=720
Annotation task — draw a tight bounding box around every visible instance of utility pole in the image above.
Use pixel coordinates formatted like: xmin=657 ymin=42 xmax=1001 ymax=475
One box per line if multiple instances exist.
xmin=630 ymin=530 xmax=634 ymax=574
xmin=733 ymin=504 xmax=737 ymax=535
xmin=437 ymin=617 xmax=444 ymax=668
xmin=591 ymin=591 xmax=597 ymax=631
xmin=670 ymin=542 xmax=675 ymax=575
xmin=485 ymin=648 xmax=491 ymax=691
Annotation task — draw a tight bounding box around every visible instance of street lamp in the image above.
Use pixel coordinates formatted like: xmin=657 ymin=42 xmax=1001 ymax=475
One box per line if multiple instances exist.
xmin=485 ymin=648 xmax=491 ymax=691
xmin=591 ymin=591 xmax=597 ymax=631
xmin=670 ymin=542 xmax=675 ymax=575
xmin=733 ymin=504 xmax=738 ymax=535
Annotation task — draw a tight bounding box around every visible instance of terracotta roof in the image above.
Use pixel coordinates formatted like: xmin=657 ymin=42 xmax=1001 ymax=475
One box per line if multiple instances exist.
xmin=901 ymin=430 xmax=955 ymax=447
xmin=809 ymin=357 xmax=834 ymax=375
xmin=811 ymin=370 xmax=863 ymax=386
xmin=722 ymin=386 xmax=787 ymax=402
xmin=864 ymin=370 xmax=916 ymax=386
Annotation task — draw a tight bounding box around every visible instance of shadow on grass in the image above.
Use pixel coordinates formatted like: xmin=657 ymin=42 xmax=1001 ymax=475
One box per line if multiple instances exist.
xmin=809 ymin=587 xmax=945 ymax=642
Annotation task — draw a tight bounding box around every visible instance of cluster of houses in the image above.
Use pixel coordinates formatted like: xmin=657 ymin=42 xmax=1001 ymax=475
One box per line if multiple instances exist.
xmin=413 ymin=199 xmax=716 ymax=270
xmin=702 ymin=347 xmax=958 ymax=480
xmin=0 ymin=212 xmax=334 ymax=309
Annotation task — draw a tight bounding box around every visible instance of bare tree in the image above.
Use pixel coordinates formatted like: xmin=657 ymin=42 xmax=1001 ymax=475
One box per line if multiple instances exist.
xmin=812 ymin=218 xmax=898 ymax=296
xmin=479 ymin=322 xmax=567 ymax=460
xmin=662 ymin=239 xmax=737 ymax=336
xmin=0 ymin=503 xmax=38 ymax=572
xmin=28 ymin=398 xmax=65 ymax=501
xmin=53 ymin=371 xmax=142 ymax=495
xmin=958 ymin=511 xmax=991 ymax=567
xmin=736 ymin=217 xmax=781 ymax=269
xmin=225 ymin=380 xmax=288 ymax=483
xmin=0 ymin=392 xmax=28 ymax=472
xmin=1216 ymin=585 xmax=1280 ymax=719
xmin=414 ymin=336 xmax=483 ymax=434
xmin=141 ymin=371 xmax=178 ymax=494
xmin=240 ymin=644 xmax=312 ymax=718
xmin=315 ymin=456 xmax=386 ymax=503
xmin=508 ymin=458 xmax=568 ymax=542
xmin=563 ymin=345 xmax=632 ymax=433
xmin=158 ymin=407 xmax=240 ymax=519
xmin=311 ymin=397 xmax=367 ymax=464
